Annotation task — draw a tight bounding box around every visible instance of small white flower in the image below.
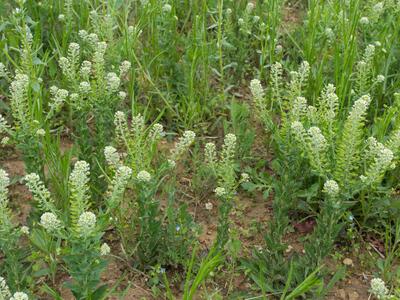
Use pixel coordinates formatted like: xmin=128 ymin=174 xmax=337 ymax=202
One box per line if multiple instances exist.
xmin=106 ymin=72 xmax=120 ymax=92
xmin=0 ymin=276 xmax=11 ymax=299
xmin=170 ymin=130 xmax=196 ymax=160
xmin=137 ymin=170 xmax=151 ymax=182
xmin=162 ymin=3 xmax=172 ymax=13
xmin=40 ymin=212 xmax=62 ymax=232
xmin=78 ymin=211 xmax=97 ymax=235
xmin=323 ymin=180 xmax=339 ymax=196
xmin=359 ymin=16 xmax=369 ymax=25
xmin=373 ymin=2 xmax=384 ymax=14
xmin=100 ymin=243 xmax=111 ymax=256
xmin=205 ymin=202 xmax=213 ymax=210
xmin=214 ymin=187 xmax=227 ymax=197
xmin=369 ymin=278 xmax=389 ymax=299
xmin=205 ymin=142 xmax=216 ymax=165
xmin=36 ymin=129 xmax=45 ymax=136
xmin=325 ymin=27 xmax=334 ymax=40
xmin=119 ymin=60 xmax=131 ymax=76
xmin=167 ymin=159 xmax=176 ymax=168
xmin=78 ymin=30 xmax=88 ymax=40
xmin=58 ymin=14 xmax=65 ymax=21
xmin=104 ymin=146 xmax=120 ymax=167
xmin=80 ymin=61 xmax=92 ymax=78
xmin=1 ymin=137 xmax=10 ymax=145
xmin=250 ymin=79 xmax=264 ymax=100
xmin=79 ymin=81 xmax=91 ymax=94
xmin=20 ymin=226 xmax=30 ymax=235
xmin=10 ymin=292 xmax=29 ymax=300
xmin=246 ymin=2 xmax=255 ymax=13
xmin=118 ymin=91 xmax=127 ymax=100
xmin=376 ymin=75 xmax=385 ymax=83
xmin=240 ymin=173 xmax=250 ymax=182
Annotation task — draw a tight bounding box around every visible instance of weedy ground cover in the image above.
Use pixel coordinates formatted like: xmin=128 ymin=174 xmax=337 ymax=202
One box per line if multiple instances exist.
xmin=1 ymin=0 xmax=400 ymax=299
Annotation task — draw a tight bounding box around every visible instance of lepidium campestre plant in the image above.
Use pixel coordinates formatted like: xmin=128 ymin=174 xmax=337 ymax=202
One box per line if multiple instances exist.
xmin=58 ymin=39 xmax=131 ymax=197
xmin=24 ymin=160 xmax=126 ymax=299
xmin=0 ymin=169 xmax=31 ymax=293
xmin=204 ymin=133 xmax=248 ymax=248
xmin=104 ymin=122 xmax=198 ymax=268
xmin=247 ymin=62 xmax=400 ymax=294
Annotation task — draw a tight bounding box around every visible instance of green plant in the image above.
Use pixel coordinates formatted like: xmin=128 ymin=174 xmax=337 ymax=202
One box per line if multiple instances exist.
xmin=0 ymin=169 xmax=31 ymax=293
xmin=24 ymin=160 xmax=128 ymax=299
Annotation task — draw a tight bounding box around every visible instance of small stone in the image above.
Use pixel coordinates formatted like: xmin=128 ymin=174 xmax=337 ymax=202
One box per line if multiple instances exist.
xmin=285 ymin=245 xmax=293 ymax=253
xmin=336 ymin=289 xmax=346 ymax=299
xmin=348 ymin=291 xmax=359 ymax=300
xmin=343 ymin=258 xmax=353 ymax=266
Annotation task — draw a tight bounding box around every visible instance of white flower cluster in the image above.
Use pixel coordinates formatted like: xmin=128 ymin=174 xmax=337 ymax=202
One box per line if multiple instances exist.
xmin=292 ymin=96 xmax=308 ymax=121
xmin=291 ymin=121 xmax=305 ymax=136
xmin=162 ymin=3 xmax=172 ymax=13
xmin=369 ymin=278 xmax=389 ymax=300
xmin=360 ymin=16 xmax=369 ymax=25
xmin=0 ymin=169 xmax=10 ymax=206
xmin=24 ymin=173 xmax=54 ymax=212
xmin=109 ymin=165 xmax=132 ymax=205
xmin=100 ymin=242 xmax=111 ymax=255
xmin=12 ymin=290 xmax=26 ymax=300
xmin=0 ymin=114 xmax=9 ymax=134
xmin=79 ymin=81 xmax=91 ymax=94
xmin=59 ymin=43 xmax=81 ymax=81
xmin=10 ymin=292 xmax=29 ymax=300
xmin=40 ymin=212 xmax=62 ymax=232
xmin=10 ymin=73 xmax=29 ymax=122
xmin=361 ymin=138 xmax=394 ymax=185
xmin=0 ymin=63 xmax=9 ymax=79
xmin=20 ymin=226 xmax=30 ymax=235
xmin=205 ymin=142 xmax=217 ymax=166
xmin=93 ymin=41 xmax=107 ymax=69
xmin=114 ymin=111 xmax=129 ymax=144
xmin=118 ymin=91 xmax=127 ymax=100
xmin=0 ymin=276 xmax=11 ymax=299
xmin=170 ymin=130 xmax=196 ymax=160
xmin=131 ymin=114 xmax=145 ymax=134
xmin=240 ymin=173 xmax=250 ymax=183
xmin=323 ymin=180 xmax=339 ymax=196
xmin=250 ymin=79 xmax=264 ymax=100
xmin=80 ymin=60 xmax=92 ymax=79
xmin=221 ymin=133 xmax=237 ymax=163
xmin=69 ymin=161 xmax=90 ymax=191
xmin=79 ymin=30 xmax=100 ymax=47
xmin=104 ymin=146 xmax=120 ymax=167
xmin=106 ymin=72 xmax=120 ymax=93
xmin=78 ymin=211 xmax=97 ymax=236
xmin=246 ymin=2 xmax=255 ymax=13
xmin=69 ymin=161 xmax=91 ymax=207
xmin=348 ymin=95 xmax=371 ymax=121
xmin=289 ymin=61 xmax=310 ymax=97
xmin=150 ymin=123 xmax=164 ymax=140
xmin=119 ymin=60 xmax=131 ymax=77
xmin=49 ymin=86 xmax=68 ymax=115
xmin=307 ymin=127 xmax=327 ymax=152
xmin=320 ymin=84 xmax=338 ymax=121
xmin=214 ymin=187 xmax=227 ymax=197
xmin=68 ymin=43 xmax=80 ymax=61
xmin=386 ymin=129 xmax=400 ymax=156
xmin=137 ymin=170 xmax=151 ymax=182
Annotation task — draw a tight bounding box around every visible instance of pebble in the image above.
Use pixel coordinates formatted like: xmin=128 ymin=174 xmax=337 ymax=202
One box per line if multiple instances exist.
xmin=343 ymin=258 xmax=354 ymax=266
